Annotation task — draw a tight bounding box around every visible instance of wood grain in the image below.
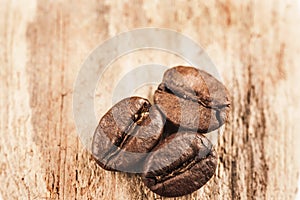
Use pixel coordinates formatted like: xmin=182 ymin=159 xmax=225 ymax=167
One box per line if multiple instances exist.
xmin=1 ymin=0 xmax=300 ymax=199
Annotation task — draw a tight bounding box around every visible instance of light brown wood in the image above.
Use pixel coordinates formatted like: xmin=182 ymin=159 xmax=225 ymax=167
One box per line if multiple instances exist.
xmin=1 ymin=0 xmax=300 ymax=199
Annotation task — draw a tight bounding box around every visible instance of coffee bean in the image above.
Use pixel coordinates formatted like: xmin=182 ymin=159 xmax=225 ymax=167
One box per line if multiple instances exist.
xmin=91 ymin=66 xmax=230 ymax=197
xmin=92 ymin=97 xmax=165 ymax=172
xmin=154 ymin=66 xmax=230 ymax=133
xmin=142 ymin=131 xmax=217 ymax=197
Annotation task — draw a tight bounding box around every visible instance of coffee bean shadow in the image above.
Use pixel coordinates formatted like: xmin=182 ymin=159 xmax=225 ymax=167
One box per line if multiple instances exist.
xmin=115 ymin=170 xmax=198 ymax=200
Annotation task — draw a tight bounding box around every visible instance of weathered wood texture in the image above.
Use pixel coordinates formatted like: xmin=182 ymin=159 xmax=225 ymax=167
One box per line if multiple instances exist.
xmin=1 ymin=0 xmax=300 ymax=199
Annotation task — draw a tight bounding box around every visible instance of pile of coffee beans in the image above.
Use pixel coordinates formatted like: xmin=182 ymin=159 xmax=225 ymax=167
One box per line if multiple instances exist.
xmin=92 ymin=66 xmax=230 ymax=197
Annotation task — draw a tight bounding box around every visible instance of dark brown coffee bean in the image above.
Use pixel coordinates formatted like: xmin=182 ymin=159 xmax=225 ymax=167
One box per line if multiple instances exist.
xmin=92 ymin=97 xmax=164 ymax=172
xmin=154 ymin=66 xmax=230 ymax=133
xmin=142 ymin=131 xmax=217 ymax=197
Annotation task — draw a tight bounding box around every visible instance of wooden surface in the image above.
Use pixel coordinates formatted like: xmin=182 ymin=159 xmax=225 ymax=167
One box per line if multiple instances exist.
xmin=1 ymin=0 xmax=300 ymax=199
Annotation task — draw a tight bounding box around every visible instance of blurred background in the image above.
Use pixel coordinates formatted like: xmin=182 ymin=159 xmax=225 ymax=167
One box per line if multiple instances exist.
xmin=1 ymin=0 xmax=300 ymax=199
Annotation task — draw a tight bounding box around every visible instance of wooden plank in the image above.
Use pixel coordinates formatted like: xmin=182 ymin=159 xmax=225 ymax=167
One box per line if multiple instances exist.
xmin=1 ymin=0 xmax=300 ymax=199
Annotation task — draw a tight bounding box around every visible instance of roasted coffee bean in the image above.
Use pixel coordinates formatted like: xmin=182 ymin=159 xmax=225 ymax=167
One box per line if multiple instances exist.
xmin=142 ymin=131 xmax=217 ymax=197
xmin=154 ymin=66 xmax=230 ymax=133
xmin=92 ymin=97 xmax=164 ymax=172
